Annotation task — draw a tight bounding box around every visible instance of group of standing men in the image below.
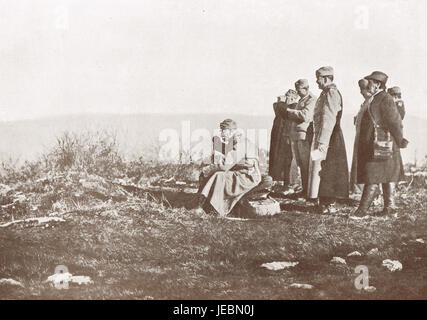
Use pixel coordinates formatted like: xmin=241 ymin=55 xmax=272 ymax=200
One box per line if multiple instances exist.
xmin=269 ymin=66 xmax=408 ymax=216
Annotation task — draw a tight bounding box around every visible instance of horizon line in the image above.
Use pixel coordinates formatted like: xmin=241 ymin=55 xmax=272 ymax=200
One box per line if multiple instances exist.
xmin=1 ymin=111 xmax=426 ymax=123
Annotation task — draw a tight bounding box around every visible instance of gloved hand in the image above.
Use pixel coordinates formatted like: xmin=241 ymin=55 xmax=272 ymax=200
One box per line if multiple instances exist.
xmin=311 ymin=149 xmax=324 ymax=161
xmin=311 ymin=143 xmax=328 ymax=161
xmin=400 ymin=138 xmax=409 ymax=149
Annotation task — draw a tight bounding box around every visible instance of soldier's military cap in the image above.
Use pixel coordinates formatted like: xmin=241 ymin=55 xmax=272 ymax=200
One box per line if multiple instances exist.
xmin=316 ymin=66 xmax=334 ymax=77
xmin=365 ymin=71 xmax=388 ymax=85
xmin=388 ymin=86 xmax=402 ymax=95
xmin=220 ymin=119 xmax=237 ymax=130
xmin=295 ymin=79 xmax=309 ymax=88
xmin=285 ymin=89 xmax=298 ymax=97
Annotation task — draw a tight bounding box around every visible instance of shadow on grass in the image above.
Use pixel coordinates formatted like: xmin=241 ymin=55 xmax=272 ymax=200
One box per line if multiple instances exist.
xmin=279 ymin=202 xmax=319 ymax=214
xmin=121 ymin=184 xmax=198 ymax=209
xmin=122 ymin=183 xmax=360 ymax=217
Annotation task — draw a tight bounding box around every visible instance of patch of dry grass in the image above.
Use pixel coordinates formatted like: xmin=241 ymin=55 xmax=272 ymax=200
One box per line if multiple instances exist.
xmin=0 ymin=186 xmax=426 ymax=299
xmin=0 ymin=131 xmax=426 ymax=299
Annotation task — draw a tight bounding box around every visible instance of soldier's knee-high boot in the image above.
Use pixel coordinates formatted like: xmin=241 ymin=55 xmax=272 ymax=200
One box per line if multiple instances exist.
xmin=381 ymin=182 xmax=397 ymax=215
xmin=353 ymin=184 xmax=378 ymax=217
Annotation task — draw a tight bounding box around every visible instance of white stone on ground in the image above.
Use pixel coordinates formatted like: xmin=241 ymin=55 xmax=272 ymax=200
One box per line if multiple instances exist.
xmin=347 ymin=251 xmax=362 ymax=257
xmin=330 ymin=257 xmax=346 ymax=264
xmin=46 ymin=273 xmax=94 ymax=286
xmin=0 ymin=278 xmax=24 ymax=287
xmin=69 ymin=276 xmax=94 ymax=285
xmin=363 ymin=286 xmax=376 ymax=292
xmin=289 ymin=283 xmax=313 ymax=289
xmin=261 ymin=261 xmax=299 ymax=271
xmin=46 ymin=272 xmax=73 ymax=285
xmin=367 ymin=248 xmax=379 ymax=255
xmin=382 ymin=259 xmax=403 ymax=272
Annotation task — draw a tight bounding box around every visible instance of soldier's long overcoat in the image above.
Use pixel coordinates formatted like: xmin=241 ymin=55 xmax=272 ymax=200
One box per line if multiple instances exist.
xmin=356 ymin=90 xmax=405 ymax=184
xmin=308 ymin=84 xmax=349 ymax=199
xmin=268 ymin=101 xmax=295 ymax=181
xmin=350 ymin=97 xmax=372 ymax=190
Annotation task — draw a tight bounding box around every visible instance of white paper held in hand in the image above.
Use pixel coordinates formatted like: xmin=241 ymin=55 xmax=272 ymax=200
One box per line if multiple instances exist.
xmin=311 ymin=149 xmax=325 ymax=161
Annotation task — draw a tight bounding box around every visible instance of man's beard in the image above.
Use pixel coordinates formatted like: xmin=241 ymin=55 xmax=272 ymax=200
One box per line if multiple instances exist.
xmin=368 ymin=84 xmax=377 ymax=95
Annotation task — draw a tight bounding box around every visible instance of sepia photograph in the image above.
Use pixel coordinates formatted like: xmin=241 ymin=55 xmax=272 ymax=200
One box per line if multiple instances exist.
xmin=0 ymin=0 xmax=426 ymax=305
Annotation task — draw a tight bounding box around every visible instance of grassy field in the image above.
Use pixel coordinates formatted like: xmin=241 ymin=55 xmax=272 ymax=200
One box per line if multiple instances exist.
xmin=1 ymin=184 xmax=426 ymax=299
xmin=0 ymin=132 xmax=426 ymax=300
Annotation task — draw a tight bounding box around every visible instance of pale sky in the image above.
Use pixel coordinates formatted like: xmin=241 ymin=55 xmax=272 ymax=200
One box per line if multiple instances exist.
xmin=0 ymin=0 xmax=426 ymax=121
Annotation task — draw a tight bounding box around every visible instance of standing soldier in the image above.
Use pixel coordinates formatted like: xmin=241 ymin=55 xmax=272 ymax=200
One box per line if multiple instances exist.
xmin=285 ymin=79 xmax=317 ymax=198
xmin=353 ymin=71 xmax=408 ymax=216
xmin=385 ymin=86 xmax=406 ymax=211
xmin=269 ymin=89 xmax=299 ymax=194
xmin=350 ymin=79 xmax=373 ymax=193
xmin=308 ymin=66 xmax=349 ymax=214
xmin=387 ymin=86 xmax=405 ymax=120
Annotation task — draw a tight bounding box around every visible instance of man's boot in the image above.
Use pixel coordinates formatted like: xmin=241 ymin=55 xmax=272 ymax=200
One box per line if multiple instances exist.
xmin=318 ymin=197 xmax=338 ymax=215
xmin=245 ymin=175 xmax=273 ymax=200
xmin=189 ymin=193 xmax=206 ymax=210
xmin=352 ymin=184 xmax=378 ymax=217
xmin=381 ymin=183 xmax=398 ymax=215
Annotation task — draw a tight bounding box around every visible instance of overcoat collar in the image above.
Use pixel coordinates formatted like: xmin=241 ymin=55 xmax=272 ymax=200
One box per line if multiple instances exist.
xmin=322 ymin=83 xmax=337 ymax=93
xmin=298 ymin=91 xmax=314 ymax=103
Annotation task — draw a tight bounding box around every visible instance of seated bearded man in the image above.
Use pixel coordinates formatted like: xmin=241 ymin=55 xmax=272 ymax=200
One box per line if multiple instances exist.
xmin=196 ymin=119 xmax=272 ymax=216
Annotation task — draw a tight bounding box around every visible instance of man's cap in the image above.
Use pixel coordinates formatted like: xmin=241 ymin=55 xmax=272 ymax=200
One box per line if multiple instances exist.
xmin=219 ymin=119 xmax=237 ymax=130
xmin=365 ymin=71 xmax=388 ymax=85
xmin=316 ymin=66 xmax=334 ymax=77
xmin=285 ymin=89 xmax=298 ymax=97
xmin=387 ymin=86 xmax=401 ymax=95
xmin=295 ymin=79 xmax=309 ymax=88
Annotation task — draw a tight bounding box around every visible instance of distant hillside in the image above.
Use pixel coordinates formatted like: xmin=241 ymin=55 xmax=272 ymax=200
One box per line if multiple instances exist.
xmin=0 ymin=113 xmax=425 ymax=166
